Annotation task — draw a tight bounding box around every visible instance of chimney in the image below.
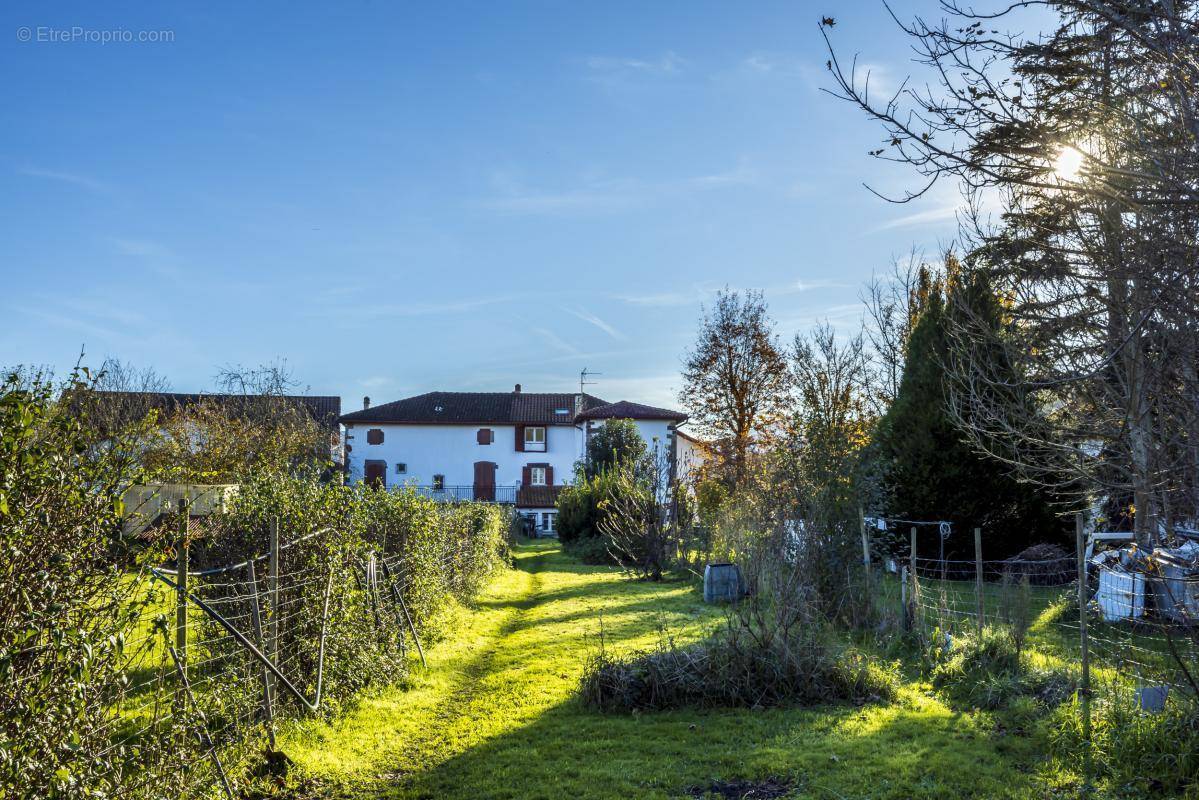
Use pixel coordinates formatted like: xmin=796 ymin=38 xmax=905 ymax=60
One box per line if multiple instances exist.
xmin=514 ymin=383 xmax=521 ymax=394
xmin=363 ymin=396 xmax=371 ymax=410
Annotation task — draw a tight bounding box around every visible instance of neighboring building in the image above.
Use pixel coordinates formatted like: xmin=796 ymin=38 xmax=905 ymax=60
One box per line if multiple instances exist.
xmin=339 ymin=385 xmax=699 ymax=533
xmin=90 ymin=391 xmax=343 ymax=463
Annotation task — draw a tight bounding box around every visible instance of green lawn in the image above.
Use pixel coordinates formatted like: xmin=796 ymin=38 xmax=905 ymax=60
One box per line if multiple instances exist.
xmin=279 ymin=541 xmax=1068 ymax=799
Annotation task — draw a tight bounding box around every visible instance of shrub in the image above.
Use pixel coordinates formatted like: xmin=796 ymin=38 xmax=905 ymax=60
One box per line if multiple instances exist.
xmin=556 ymin=469 xmax=620 ymax=545
xmin=580 ymin=625 xmax=897 ymax=712
xmin=925 ymin=625 xmax=1076 ymax=711
xmin=0 ymin=370 xmax=157 ymax=799
xmin=196 ymin=476 xmax=510 ymax=715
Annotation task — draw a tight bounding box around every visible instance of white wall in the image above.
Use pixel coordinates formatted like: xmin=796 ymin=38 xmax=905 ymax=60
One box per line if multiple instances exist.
xmin=676 ymin=434 xmax=705 ymax=482
xmin=344 ymin=422 xmax=581 ymax=489
xmin=344 ymin=418 xmax=702 ymax=497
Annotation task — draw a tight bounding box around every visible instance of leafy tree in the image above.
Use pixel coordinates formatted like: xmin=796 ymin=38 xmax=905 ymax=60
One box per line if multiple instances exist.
xmin=874 ymin=266 xmax=1063 ymax=557
xmin=680 ymin=289 xmax=791 ymax=485
xmin=583 ymin=418 xmax=648 ymax=478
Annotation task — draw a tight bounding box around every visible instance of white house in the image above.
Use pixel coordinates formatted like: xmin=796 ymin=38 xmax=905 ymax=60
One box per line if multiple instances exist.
xmin=339 ymin=385 xmax=701 ymax=533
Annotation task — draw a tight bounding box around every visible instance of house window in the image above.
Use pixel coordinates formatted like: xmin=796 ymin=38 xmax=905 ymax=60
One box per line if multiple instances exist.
xmin=395 ymin=463 xmax=406 ymax=475
xmin=367 ymin=428 xmax=384 ymax=445
xmin=530 ymin=466 xmax=547 ymax=486
xmin=477 ymin=428 xmax=493 ymax=445
xmin=524 ymin=426 xmax=546 ymax=452
xmin=541 ymin=512 xmax=555 ymax=532
xmin=432 ymin=474 xmax=445 ymax=491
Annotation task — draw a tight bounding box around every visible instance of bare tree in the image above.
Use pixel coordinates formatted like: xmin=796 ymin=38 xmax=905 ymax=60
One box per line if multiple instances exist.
xmin=823 ymin=3 xmax=1199 ymax=544
xmin=680 ymin=289 xmax=792 ymax=485
xmin=86 ymin=358 xmax=172 ymax=436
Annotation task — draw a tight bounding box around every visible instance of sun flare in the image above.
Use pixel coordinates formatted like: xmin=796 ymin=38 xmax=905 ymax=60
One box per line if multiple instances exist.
xmin=1054 ymin=145 xmax=1084 ymax=181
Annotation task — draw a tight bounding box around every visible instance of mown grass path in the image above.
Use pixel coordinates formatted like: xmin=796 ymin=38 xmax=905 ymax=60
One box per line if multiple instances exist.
xmin=284 ymin=541 xmax=1052 ymax=799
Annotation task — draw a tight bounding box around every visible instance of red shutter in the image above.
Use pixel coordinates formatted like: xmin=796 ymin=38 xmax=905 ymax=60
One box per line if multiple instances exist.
xmin=545 ymin=465 xmax=554 ymax=486
xmin=515 ymin=426 xmax=525 ymax=451
xmin=477 ymin=428 xmax=492 ymax=445
xmin=522 ymin=464 xmax=532 ymax=485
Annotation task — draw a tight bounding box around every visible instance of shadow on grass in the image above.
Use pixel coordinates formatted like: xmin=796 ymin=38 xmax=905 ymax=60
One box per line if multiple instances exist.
xmin=378 ymin=691 xmax=1044 ymax=800
xmin=296 ymin=541 xmax=1047 ymax=800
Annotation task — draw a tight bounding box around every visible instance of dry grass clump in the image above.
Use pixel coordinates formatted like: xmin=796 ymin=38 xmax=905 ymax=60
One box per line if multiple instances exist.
xmin=579 ymin=626 xmax=896 ymax=712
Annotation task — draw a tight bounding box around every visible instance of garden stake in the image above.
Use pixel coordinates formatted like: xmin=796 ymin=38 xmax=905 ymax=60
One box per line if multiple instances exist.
xmin=1076 ymin=513 xmax=1092 ymax=796
xmin=381 ymin=556 xmax=427 ymax=668
xmin=175 ymin=497 xmax=189 ymax=714
xmin=909 ymin=527 xmax=919 ymax=636
xmin=974 ymin=527 xmax=984 ymax=634
xmin=168 ymin=644 xmax=235 ymax=800
xmin=268 ymin=516 xmax=280 ymax=705
xmin=246 ymin=560 xmax=277 ymax=750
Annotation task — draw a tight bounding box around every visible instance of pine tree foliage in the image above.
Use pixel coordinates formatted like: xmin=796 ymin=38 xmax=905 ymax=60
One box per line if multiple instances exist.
xmin=875 ymin=264 xmax=1064 ymax=556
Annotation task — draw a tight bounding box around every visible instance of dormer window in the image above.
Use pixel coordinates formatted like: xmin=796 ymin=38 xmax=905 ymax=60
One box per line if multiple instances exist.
xmin=523 ymin=426 xmax=546 ymax=452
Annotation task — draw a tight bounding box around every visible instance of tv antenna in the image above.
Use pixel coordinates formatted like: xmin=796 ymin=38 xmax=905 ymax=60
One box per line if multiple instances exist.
xmin=580 ymin=367 xmax=602 ymax=395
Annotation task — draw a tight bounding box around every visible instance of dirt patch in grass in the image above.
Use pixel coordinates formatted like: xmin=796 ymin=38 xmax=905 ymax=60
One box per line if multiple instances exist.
xmin=684 ymin=777 xmax=793 ymax=799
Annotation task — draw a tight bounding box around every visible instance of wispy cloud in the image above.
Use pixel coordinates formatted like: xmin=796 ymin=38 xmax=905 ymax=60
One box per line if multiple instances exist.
xmin=741 ymin=52 xmax=806 ymax=77
xmin=329 ymin=295 xmax=514 ymax=321
xmin=480 ymin=162 xmax=757 ymax=217
xmin=613 ymin=289 xmax=708 ymax=308
xmin=112 ymin=238 xmax=173 ymax=258
xmin=359 ymin=375 xmax=395 ymax=390
xmin=15 ymin=306 xmax=125 ymax=343
xmin=531 ymin=327 xmax=582 ymax=357
xmin=873 ymin=203 xmax=961 ymax=231
xmin=614 ymin=277 xmax=846 ymax=309
xmin=781 ymin=278 xmax=852 ymax=294
xmin=480 ymin=182 xmax=645 ymax=215
xmin=566 ymin=307 xmax=625 ymax=340
xmin=18 ymin=166 xmax=110 ymax=194
xmin=585 ymin=51 xmax=686 ymax=75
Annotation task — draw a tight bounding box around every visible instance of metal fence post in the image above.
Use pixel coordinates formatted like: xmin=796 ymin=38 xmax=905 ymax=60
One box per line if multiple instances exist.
xmin=909 ymin=527 xmax=918 ymax=634
xmin=1076 ymin=513 xmax=1092 ymax=795
xmin=859 ymin=505 xmax=872 ymax=607
xmin=974 ymin=527 xmax=984 ymax=634
xmin=268 ymin=516 xmax=280 ymax=702
xmin=246 ymin=560 xmax=277 ymax=750
xmin=175 ymin=497 xmax=189 ymax=706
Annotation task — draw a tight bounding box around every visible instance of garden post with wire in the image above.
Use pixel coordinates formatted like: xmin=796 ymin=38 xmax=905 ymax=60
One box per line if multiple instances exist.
xmin=909 ymin=527 xmax=918 ymax=635
xmin=859 ymin=505 xmax=871 ymax=607
xmin=246 ymin=560 xmax=277 ymax=750
xmin=175 ymin=496 xmax=189 ymax=712
xmin=1076 ymin=512 xmax=1092 ymax=795
xmin=974 ymin=527 xmax=984 ymax=634
xmin=269 ymin=515 xmax=280 ymax=701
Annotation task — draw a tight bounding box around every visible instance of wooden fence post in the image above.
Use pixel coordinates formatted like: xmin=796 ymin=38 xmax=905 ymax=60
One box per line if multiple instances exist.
xmin=900 ymin=566 xmax=909 ymax=630
xmin=909 ymin=527 xmax=918 ymax=634
xmin=974 ymin=527 xmax=984 ymax=634
xmin=1076 ymin=513 xmax=1092 ymax=795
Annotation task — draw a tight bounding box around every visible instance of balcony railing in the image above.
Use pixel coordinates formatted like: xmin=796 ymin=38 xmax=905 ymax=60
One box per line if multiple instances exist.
xmin=396 ymin=485 xmax=518 ymax=504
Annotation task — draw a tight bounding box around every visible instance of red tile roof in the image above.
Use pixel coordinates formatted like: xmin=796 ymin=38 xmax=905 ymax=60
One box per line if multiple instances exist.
xmin=575 ymin=400 xmax=687 ymax=423
xmin=339 ymin=391 xmax=609 ymax=426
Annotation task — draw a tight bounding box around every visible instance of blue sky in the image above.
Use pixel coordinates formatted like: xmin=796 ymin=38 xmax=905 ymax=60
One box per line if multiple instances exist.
xmin=1 ymin=1 xmax=990 ymax=410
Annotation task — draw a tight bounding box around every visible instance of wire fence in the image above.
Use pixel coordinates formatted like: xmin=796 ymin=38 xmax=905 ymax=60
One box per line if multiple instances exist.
xmin=80 ymin=502 xmax=498 ymax=799
xmin=867 ymin=521 xmax=1199 ymax=707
